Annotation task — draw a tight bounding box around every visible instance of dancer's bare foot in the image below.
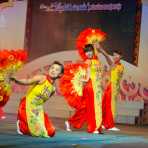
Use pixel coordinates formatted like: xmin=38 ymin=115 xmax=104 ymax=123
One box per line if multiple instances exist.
xmin=65 ymin=121 xmax=72 ymax=132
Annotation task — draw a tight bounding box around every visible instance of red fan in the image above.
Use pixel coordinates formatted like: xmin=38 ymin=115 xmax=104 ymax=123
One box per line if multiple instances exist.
xmin=59 ymin=63 xmax=87 ymax=110
xmin=0 ymin=49 xmax=28 ymax=108
xmin=76 ymin=28 xmax=106 ymax=60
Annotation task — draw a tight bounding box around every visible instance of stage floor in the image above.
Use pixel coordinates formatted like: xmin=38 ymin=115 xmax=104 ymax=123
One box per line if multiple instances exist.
xmin=0 ymin=114 xmax=148 ymax=148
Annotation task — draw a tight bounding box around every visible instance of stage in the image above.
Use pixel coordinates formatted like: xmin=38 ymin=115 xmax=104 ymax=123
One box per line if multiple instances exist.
xmin=0 ymin=114 xmax=148 ymax=148
xmin=0 ymin=0 xmax=148 ymax=148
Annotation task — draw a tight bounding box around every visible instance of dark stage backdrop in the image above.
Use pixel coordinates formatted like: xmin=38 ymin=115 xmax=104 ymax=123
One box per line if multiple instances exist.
xmin=0 ymin=0 xmax=9 ymax=3
xmin=25 ymin=0 xmax=142 ymax=65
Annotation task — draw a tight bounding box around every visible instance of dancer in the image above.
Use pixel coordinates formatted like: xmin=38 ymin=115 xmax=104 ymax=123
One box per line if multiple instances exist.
xmin=99 ymin=48 xmax=124 ymax=131
xmin=10 ymin=61 xmax=64 ymax=138
xmin=60 ymin=28 xmax=106 ymax=134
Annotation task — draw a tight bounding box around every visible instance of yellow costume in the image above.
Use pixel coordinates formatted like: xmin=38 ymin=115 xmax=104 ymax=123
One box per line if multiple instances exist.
xmin=111 ymin=64 xmax=124 ymax=119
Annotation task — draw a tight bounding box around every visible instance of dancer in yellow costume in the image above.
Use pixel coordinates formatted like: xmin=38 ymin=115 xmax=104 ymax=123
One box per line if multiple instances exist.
xmin=10 ymin=61 xmax=64 ymax=138
xmin=99 ymin=48 xmax=124 ymax=131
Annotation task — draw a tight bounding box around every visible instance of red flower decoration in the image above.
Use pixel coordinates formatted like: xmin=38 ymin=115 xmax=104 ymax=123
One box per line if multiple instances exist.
xmin=0 ymin=49 xmax=28 ymax=69
xmin=0 ymin=49 xmax=28 ymax=108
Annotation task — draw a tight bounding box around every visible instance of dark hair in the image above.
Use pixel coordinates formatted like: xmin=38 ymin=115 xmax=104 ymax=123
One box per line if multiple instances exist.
xmin=84 ymin=44 xmax=94 ymax=53
xmin=51 ymin=61 xmax=64 ymax=75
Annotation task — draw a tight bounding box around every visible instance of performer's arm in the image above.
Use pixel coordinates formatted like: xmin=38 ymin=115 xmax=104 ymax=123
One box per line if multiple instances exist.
xmin=99 ymin=48 xmax=114 ymax=67
xmin=10 ymin=75 xmax=46 ymax=85
xmin=119 ymin=65 xmax=124 ymax=78
xmin=93 ymin=42 xmax=114 ymax=67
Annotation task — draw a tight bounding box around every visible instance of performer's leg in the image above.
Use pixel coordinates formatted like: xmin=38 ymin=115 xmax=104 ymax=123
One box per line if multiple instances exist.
xmin=17 ymin=97 xmax=30 ymax=135
xmin=84 ymin=81 xmax=96 ymax=133
xmin=68 ymin=103 xmax=87 ymax=129
xmin=44 ymin=113 xmax=55 ymax=137
xmin=102 ymin=84 xmax=115 ymax=129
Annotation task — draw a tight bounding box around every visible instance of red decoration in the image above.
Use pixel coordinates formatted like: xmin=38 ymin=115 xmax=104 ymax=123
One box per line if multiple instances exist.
xmin=0 ymin=49 xmax=28 ymax=69
xmin=59 ymin=63 xmax=87 ymax=109
xmin=0 ymin=49 xmax=28 ymax=107
xmin=76 ymin=28 xmax=106 ymax=60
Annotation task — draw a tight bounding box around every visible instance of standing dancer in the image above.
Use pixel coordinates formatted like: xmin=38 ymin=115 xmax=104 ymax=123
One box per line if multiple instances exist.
xmin=99 ymin=48 xmax=124 ymax=131
xmin=10 ymin=61 xmax=64 ymax=138
xmin=60 ymin=28 xmax=106 ymax=133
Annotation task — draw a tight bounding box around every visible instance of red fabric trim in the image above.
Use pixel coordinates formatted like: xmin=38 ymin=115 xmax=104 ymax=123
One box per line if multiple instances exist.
xmin=17 ymin=97 xmax=30 ymax=135
xmin=102 ymin=83 xmax=115 ymax=129
xmin=46 ymin=75 xmax=53 ymax=83
xmin=44 ymin=113 xmax=55 ymax=137
xmin=83 ymin=80 xmax=96 ymax=133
